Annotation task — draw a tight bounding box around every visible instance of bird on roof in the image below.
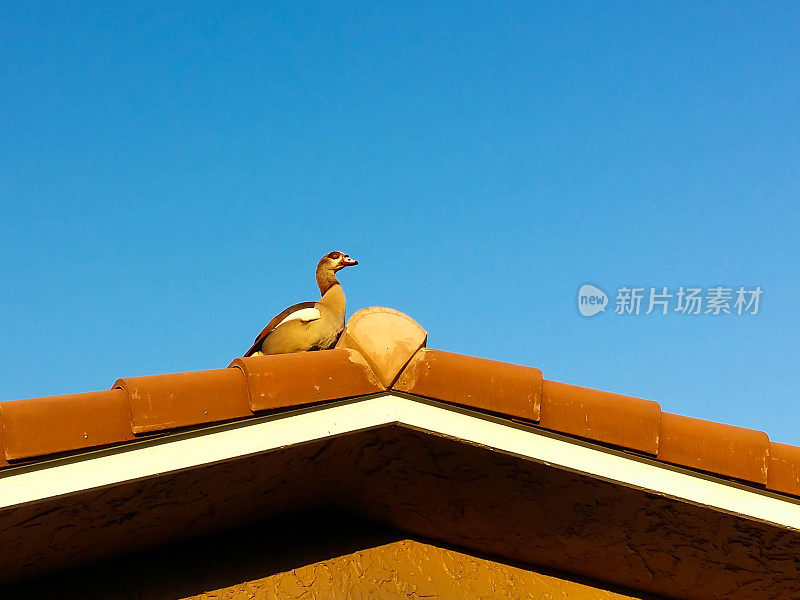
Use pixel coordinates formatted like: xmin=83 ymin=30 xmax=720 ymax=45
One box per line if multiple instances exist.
xmin=244 ymin=251 xmax=358 ymax=356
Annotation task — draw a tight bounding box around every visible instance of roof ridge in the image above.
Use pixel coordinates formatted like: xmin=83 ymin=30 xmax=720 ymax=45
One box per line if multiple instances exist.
xmin=0 ymin=306 xmax=798 ymax=497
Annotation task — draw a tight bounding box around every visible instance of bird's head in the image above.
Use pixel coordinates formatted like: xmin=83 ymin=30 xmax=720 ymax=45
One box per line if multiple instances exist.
xmin=319 ymin=251 xmax=358 ymax=272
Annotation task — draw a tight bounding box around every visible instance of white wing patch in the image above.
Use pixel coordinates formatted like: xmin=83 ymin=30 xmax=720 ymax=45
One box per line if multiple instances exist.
xmin=276 ymin=307 xmax=321 ymax=328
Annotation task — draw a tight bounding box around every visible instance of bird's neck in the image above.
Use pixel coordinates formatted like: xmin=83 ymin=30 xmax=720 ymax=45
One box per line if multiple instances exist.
xmin=318 ymin=280 xmax=346 ymax=319
xmin=316 ymin=269 xmax=339 ymax=296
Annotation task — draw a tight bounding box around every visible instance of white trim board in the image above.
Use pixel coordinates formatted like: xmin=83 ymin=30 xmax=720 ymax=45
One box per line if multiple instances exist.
xmin=0 ymin=393 xmax=798 ymax=531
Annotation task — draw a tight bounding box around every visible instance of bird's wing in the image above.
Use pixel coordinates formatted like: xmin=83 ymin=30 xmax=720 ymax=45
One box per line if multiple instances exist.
xmin=244 ymin=301 xmax=319 ymax=357
xmin=275 ymin=306 xmax=321 ymax=326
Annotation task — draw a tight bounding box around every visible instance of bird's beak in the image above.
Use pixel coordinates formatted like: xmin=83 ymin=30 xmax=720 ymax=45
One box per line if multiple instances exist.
xmin=342 ymin=256 xmax=358 ymax=266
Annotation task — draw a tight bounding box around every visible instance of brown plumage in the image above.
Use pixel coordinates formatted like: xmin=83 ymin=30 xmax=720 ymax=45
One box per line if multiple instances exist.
xmin=244 ymin=251 xmax=358 ymax=356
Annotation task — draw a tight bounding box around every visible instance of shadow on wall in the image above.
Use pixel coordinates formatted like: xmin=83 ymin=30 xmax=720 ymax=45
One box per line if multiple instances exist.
xmin=2 ymin=508 xmax=660 ymax=600
xmin=2 ymin=509 xmax=401 ymax=599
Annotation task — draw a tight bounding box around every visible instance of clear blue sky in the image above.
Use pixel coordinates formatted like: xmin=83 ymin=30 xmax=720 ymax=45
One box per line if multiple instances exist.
xmin=2 ymin=3 xmax=799 ymax=443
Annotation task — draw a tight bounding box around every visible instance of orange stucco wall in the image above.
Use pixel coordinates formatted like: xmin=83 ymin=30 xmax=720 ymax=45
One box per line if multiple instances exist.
xmin=6 ymin=511 xmax=655 ymax=600
xmin=182 ymin=538 xmax=648 ymax=600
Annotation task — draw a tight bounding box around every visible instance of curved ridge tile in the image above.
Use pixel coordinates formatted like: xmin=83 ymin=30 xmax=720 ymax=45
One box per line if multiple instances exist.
xmin=0 ymin=390 xmax=134 ymax=461
xmin=115 ymin=368 xmax=250 ymax=434
xmin=229 ymin=348 xmax=384 ymax=412
xmin=659 ymin=413 xmax=769 ymax=484
xmin=541 ymin=381 xmax=661 ymax=454
xmin=393 ymin=348 xmax=542 ymax=421
xmin=336 ymin=307 xmax=427 ymax=387
xmin=768 ymin=442 xmax=800 ymax=497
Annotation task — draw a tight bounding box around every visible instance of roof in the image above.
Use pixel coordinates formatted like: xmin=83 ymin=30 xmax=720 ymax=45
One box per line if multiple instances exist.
xmin=0 ymin=305 xmax=798 ymax=496
xmin=2 ymin=398 xmax=799 ymax=598
xmin=2 ymin=307 xmax=800 ymax=599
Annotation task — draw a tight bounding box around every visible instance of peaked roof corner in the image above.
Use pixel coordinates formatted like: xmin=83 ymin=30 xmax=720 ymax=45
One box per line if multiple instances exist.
xmin=0 ymin=305 xmax=799 ymax=503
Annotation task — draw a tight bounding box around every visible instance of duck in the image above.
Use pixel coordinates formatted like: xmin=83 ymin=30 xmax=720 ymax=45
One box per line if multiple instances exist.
xmin=244 ymin=251 xmax=358 ymax=356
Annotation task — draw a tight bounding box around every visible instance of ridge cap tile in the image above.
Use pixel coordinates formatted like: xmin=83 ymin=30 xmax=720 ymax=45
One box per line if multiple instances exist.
xmin=0 ymin=389 xmax=134 ymax=461
xmin=229 ymin=347 xmax=384 ymax=412
xmin=392 ymin=348 xmax=542 ymax=422
xmin=115 ymin=368 xmax=251 ymax=435
xmin=336 ymin=306 xmax=427 ymax=388
xmin=767 ymin=441 xmax=800 ymax=497
xmin=540 ymin=380 xmax=661 ymax=455
xmin=658 ymin=412 xmax=769 ymax=485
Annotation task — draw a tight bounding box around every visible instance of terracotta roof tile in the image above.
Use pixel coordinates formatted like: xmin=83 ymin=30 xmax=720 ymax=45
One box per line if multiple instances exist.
xmin=0 ymin=390 xmax=134 ymax=461
xmin=658 ymin=413 xmax=769 ymax=484
xmin=767 ymin=442 xmax=800 ymax=497
xmin=336 ymin=306 xmax=427 ymax=387
xmin=540 ymin=381 xmax=660 ymax=454
xmin=392 ymin=348 xmax=542 ymax=422
xmin=229 ymin=348 xmax=383 ymax=412
xmin=0 ymin=306 xmax=797 ymax=500
xmin=115 ymin=369 xmax=251 ymax=434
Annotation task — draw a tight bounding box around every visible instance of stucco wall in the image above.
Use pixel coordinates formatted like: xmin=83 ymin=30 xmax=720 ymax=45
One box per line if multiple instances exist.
xmin=184 ymin=537 xmax=651 ymax=600
xmin=5 ymin=512 xmax=654 ymax=599
xmin=186 ymin=538 xmax=653 ymax=600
